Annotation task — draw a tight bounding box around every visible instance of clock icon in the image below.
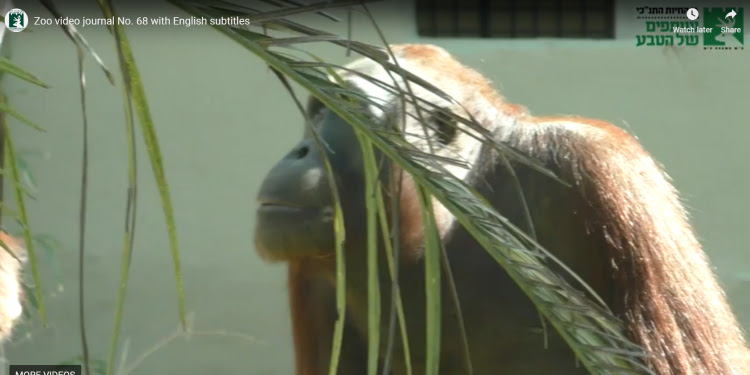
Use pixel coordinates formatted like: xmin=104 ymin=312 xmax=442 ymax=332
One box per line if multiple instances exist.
xmin=687 ymin=8 xmax=700 ymax=20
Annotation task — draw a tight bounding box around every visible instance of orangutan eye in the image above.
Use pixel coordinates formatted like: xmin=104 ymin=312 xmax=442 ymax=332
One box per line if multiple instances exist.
xmin=431 ymin=110 xmax=458 ymax=146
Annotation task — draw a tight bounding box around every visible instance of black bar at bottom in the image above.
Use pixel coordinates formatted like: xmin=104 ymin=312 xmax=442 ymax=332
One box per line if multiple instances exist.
xmin=10 ymin=365 xmax=82 ymax=375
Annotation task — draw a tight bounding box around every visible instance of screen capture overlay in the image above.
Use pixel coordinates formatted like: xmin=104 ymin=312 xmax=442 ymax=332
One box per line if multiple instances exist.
xmin=9 ymin=365 xmax=82 ymax=375
xmin=4 ymin=2 xmax=746 ymax=52
xmin=635 ymin=6 xmax=743 ymax=49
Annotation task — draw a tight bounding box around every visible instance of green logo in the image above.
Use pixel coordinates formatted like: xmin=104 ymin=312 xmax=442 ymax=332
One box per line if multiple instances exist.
xmin=8 ymin=13 xmax=23 ymax=27
xmin=634 ymin=6 xmax=744 ymax=50
xmin=703 ymin=7 xmax=743 ymax=47
xmin=4 ymin=8 xmax=28 ymax=32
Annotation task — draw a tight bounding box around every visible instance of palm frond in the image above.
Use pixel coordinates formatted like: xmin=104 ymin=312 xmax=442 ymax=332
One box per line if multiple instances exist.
xmin=270 ymin=68 xmax=349 ymax=375
xmin=0 ymin=57 xmax=50 ymax=88
xmin=0 ymin=101 xmax=46 ymax=323
xmin=92 ymin=2 xmax=188 ymax=374
xmin=37 ymin=0 xmax=115 ymax=84
xmin=0 ymin=35 xmax=48 ymax=325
